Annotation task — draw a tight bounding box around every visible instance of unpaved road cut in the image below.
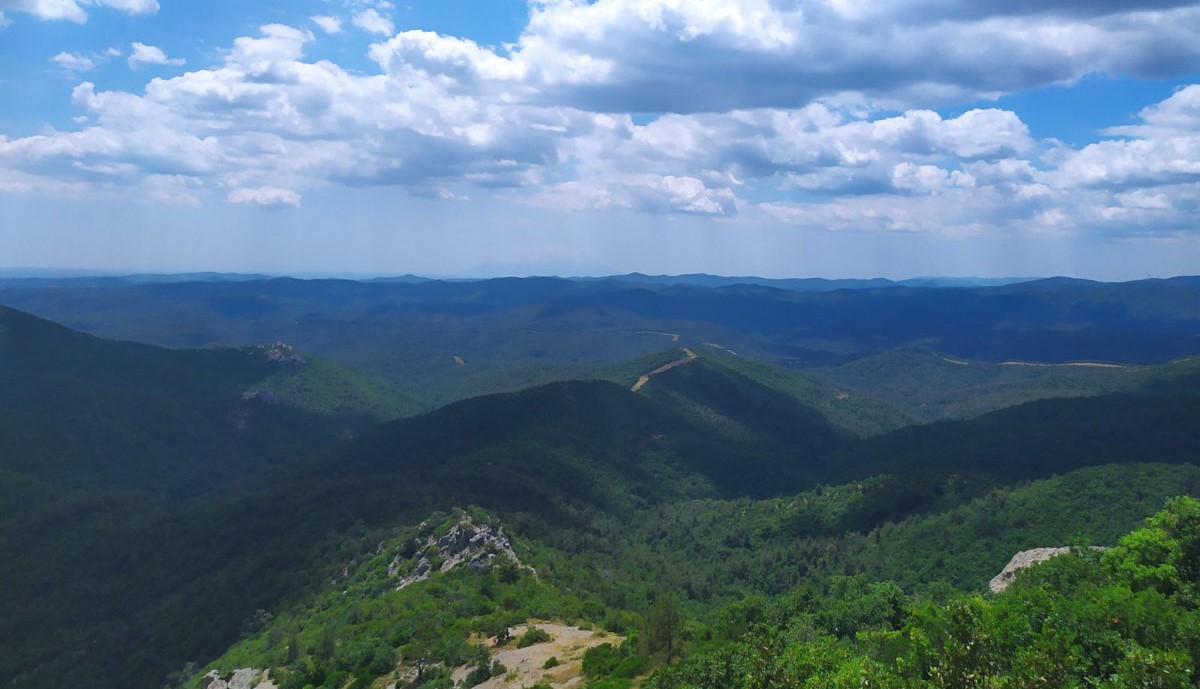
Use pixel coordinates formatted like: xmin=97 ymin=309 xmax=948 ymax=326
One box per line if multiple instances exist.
xmin=631 ymin=348 xmax=697 ymax=392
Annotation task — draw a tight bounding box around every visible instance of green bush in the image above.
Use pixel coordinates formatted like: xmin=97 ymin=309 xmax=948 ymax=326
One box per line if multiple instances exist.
xmin=582 ymin=644 xmax=621 ymax=677
xmin=516 ymin=626 xmax=553 ymax=648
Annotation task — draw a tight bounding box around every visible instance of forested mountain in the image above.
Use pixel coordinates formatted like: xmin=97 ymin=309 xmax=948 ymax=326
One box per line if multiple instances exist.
xmin=2 ymin=275 xmax=1198 ymax=408
xmin=0 ymin=275 xmax=1198 ymax=689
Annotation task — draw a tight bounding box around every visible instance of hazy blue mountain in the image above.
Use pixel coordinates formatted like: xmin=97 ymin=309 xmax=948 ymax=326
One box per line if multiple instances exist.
xmin=2 ymin=275 xmax=1197 ymax=410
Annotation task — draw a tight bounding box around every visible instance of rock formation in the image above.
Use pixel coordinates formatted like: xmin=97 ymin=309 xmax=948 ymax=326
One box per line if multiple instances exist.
xmin=389 ymin=515 xmax=531 ymax=589
xmin=989 ymin=547 xmax=1105 ymax=593
xmin=204 ymin=668 xmax=273 ymax=689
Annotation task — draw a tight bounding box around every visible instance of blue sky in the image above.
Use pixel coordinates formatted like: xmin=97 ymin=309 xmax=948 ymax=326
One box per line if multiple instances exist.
xmin=1 ymin=0 xmax=1199 ymax=279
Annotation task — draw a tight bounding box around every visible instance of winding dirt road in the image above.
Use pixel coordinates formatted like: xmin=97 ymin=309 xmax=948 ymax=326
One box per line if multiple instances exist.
xmin=631 ymin=348 xmax=697 ymax=392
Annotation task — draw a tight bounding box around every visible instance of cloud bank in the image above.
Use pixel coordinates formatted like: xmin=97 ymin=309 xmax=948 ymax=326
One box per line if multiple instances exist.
xmin=1 ymin=0 xmax=1199 ymax=241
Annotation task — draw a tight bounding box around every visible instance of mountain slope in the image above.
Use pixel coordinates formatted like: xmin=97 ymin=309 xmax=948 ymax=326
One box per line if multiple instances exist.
xmin=3 ymin=275 xmax=1198 ymax=407
xmin=844 ymin=376 xmax=1200 ymax=483
xmin=191 ymin=462 xmax=1200 ymax=689
xmin=0 ymin=307 xmax=405 ymax=688
xmin=0 ymin=312 xmax=847 ymax=689
xmin=818 ymin=347 xmax=1141 ymax=421
xmin=2 ymin=303 xmax=1199 ymax=689
xmin=643 ymin=352 xmax=915 ymax=436
xmin=0 ymin=306 xmax=384 ymax=498
xmin=329 ymin=375 xmax=851 ymax=515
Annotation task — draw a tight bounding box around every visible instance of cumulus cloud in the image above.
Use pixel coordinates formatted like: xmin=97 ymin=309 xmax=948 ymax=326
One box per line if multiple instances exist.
xmin=314 ymin=0 xmax=1200 ymax=121
xmin=2 ymin=3 xmax=1200 ymax=240
xmin=748 ymin=80 xmax=1200 ymax=238
xmin=51 ymin=51 xmax=97 ymax=73
xmin=102 ymin=0 xmax=156 ymax=13
xmin=414 ymin=0 xmax=1200 ymax=114
xmin=127 ymin=41 xmax=184 ymax=68
xmin=311 ymin=15 xmax=341 ymax=34
xmin=1041 ymin=85 xmax=1200 ymax=198
xmin=370 ymin=31 xmax=527 ymax=83
xmin=227 ymin=186 xmax=301 ymax=208
xmin=50 ymin=47 xmax=123 ymax=75
xmin=1107 ymin=85 xmax=1200 ymax=137
xmin=352 ymin=8 xmax=392 ymax=35
xmin=0 ymin=0 xmax=157 ymax=23
xmin=532 ymin=174 xmax=739 ymax=216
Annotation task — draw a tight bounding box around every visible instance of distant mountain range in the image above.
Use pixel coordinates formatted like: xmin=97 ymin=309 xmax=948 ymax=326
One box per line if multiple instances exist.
xmin=0 ymin=270 xmax=1074 ymax=289
xmin=1 ymin=274 xmax=1197 ymax=413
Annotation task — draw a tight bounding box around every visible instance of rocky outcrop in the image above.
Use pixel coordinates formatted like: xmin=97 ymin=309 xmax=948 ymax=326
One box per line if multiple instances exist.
xmin=204 ymin=668 xmax=274 ymax=689
xmin=389 ymin=515 xmax=531 ymax=589
xmin=241 ymin=389 xmax=283 ymax=404
xmin=989 ymin=547 xmax=1105 ymax=593
xmin=260 ymin=341 xmax=306 ymax=366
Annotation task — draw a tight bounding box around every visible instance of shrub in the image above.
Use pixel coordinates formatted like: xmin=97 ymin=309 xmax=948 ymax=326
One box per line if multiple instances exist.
xmin=517 ymin=626 xmax=553 ymax=648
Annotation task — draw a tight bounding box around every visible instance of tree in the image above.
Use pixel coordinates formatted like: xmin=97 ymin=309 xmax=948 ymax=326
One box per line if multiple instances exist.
xmin=642 ymin=592 xmax=684 ymax=664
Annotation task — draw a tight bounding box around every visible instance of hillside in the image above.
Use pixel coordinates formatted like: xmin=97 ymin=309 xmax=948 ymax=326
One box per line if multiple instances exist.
xmin=644 ymin=497 xmax=1200 ymax=689
xmin=645 ymin=352 xmax=916 ymax=436
xmin=0 ymin=307 xmax=408 ymax=688
xmin=818 ymin=348 xmax=1139 ymax=421
xmin=2 ymin=303 xmax=1199 ymax=689
xmin=842 ymin=375 xmax=1200 ymax=482
xmin=0 ymin=307 xmax=330 ymax=497
xmin=192 ymin=464 xmax=1200 ymax=689
xmin=0 ymin=308 xmax=847 ymax=689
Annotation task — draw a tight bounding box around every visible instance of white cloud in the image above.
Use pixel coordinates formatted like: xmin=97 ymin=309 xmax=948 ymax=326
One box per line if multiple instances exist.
xmin=370 ymin=31 xmax=526 ymax=83
xmin=50 ymin=47 xmax=123 ymax=74
xmin=532 ymin=174 xmax=739 ymax=216
xmin=1 ymin=7 xmax=1200 ymax=242
xmin=403 ymin=0 xmax=1200 ymax=114
xmin=311 ymin=15 xmax=341 ymax=34
xmin=0 ymin=0 xmax=157 ymax=23
xmin=1046 ymin=85 xmax=1200 ymax=194
xmin=128 ymin=41 xmax=185 ymax=68
xmin=51 ymin=51 xmax=97 ymax=73
xmin=1 ymin=0 xmax=86 ymax=22
xmin=352 ymin=8 xmax=392 ymax=35
xmin=227 ymin=23 xmax=312 ymax=66
xmin=586 ymin=106 xmax=1033 ymax=198
xmin=1054 ymin=137 xmax=1200 ymax=189
xmin=101 ymin=0 xmax=156 ymax=13
xmin=227 ymin=186 xmax=301 ymax=208
xmin=1108 ymin=84 xmax=1200 ymax=137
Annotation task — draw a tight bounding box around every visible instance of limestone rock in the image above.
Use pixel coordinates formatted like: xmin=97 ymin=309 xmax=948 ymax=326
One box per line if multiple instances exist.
xmin=989 ymin=547 xmax=1104 ymax=593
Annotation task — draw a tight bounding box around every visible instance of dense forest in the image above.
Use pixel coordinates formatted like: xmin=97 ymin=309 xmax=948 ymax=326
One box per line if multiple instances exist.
xmin=1 ymin=275 xmax=1198 ymax=689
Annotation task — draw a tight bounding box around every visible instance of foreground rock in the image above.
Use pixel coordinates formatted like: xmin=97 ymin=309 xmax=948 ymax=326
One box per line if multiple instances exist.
xmin=989 ymin=547 xmax=1105 ymax=593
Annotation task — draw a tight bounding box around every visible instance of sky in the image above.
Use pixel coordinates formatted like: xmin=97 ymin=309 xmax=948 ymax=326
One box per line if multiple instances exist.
xmin=1 ymin=1 xmax=1199 ymax=279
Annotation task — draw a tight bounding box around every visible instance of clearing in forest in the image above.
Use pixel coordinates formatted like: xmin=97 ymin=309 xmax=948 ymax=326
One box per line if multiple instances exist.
xmin=451 ymin=622 xmax=621 ymax=689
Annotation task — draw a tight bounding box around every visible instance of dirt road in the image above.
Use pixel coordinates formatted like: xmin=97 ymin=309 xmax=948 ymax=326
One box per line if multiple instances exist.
xmin=631 ymin=348 xmax=697 ymax=392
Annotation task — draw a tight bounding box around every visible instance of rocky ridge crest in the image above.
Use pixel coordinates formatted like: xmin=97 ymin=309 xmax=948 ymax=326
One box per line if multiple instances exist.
xmin=388 ymin=514 xmax=531 ymax=589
